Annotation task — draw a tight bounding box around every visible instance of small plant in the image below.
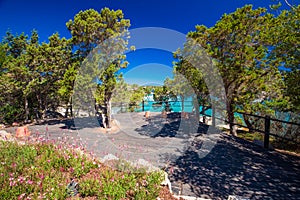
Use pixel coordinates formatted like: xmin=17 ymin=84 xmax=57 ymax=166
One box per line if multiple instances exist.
xmin=0 ymin=136 xmax=165 ymax=199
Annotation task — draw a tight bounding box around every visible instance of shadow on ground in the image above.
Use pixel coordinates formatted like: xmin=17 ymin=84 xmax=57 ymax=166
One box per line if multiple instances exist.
xmin=34 ymin=116 xmax=104 ymax=130
xmin=135 ymin=112 xmax=209 ymax=138
xmin=9 ymin=112 xmax=300 ymax=199
xmin=166 ymin=134 xmax=300 ymax=199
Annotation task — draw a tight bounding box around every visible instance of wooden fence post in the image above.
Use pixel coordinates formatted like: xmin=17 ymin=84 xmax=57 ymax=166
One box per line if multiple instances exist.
xmin=142 ymin=100 xmax=145 ymax=112
xmin=264 ymin=115 xmax=270 ymax=149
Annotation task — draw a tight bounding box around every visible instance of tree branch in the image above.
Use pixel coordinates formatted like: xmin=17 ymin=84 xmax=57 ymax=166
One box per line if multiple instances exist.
xmin=284 ymin=0 xmax=295 ymax=9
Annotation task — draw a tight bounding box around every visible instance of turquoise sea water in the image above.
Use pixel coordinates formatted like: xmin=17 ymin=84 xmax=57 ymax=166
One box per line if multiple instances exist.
xmin=136 ymin=100 xmax=212 ymax=115
xmin=135 ymin=100 xmax=244 ymax=123
xmin=130 ymin=100 xmax=298 ymax=133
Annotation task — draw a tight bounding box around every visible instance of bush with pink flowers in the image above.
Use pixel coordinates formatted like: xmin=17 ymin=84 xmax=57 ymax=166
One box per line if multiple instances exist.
xmin=0 ymin=138 xmax=164 ymax=199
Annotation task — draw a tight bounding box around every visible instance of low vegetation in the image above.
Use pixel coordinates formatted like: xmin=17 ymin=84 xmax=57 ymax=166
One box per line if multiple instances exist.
xmin=236 ymin=131 xmax=300 ymax=153
xmin=0 ymin=137 xmax=164 ymax=199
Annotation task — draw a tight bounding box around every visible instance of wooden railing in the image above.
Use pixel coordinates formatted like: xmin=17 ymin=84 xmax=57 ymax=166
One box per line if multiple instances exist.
xmin=113 ymin=100 xmax=300 ymax=149
xmin=206 ymin=106 xmax=300 ymax=149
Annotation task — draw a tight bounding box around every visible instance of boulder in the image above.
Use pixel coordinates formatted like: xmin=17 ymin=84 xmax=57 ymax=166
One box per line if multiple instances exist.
xmin=161 ymin=111 xmax=167 ymax=119
xmin=145 ymin=111 xmax=150 ymax=119
xmin=15 ymin=126 xmax=31 ymax=138
xmin=100 ymin=154 xmax=119 ymax=163
xmin=12 ymin=122 xmax=20 ymax=127
xmin=227 ymin=195 xmax=250 ymax=200
xmin=160 ymin=171 xmax=172 ymax=194
xmin=0 ymin=130 xmax=12 ymax=141
xmin=181 ymin=112 xmax=189 ymax=119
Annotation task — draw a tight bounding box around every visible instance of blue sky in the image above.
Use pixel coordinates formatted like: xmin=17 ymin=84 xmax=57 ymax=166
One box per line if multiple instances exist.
xmin=0 ymin=0 xmax=296 ymax=85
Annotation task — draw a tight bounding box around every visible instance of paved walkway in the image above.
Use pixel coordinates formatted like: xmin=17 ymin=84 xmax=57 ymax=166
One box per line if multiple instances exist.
xmin=6 ymin=112 xmax=300 ymax=199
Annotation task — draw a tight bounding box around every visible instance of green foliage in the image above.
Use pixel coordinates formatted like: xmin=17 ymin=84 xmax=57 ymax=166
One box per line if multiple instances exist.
xmin=0 ymin=103 xmax=24 ymax=124
xmin=79 ymin=160 xmax=163 ymax=199
xmin=128 ymin=85 xmax=149 ymax=112
xmin=164 ymin=70 xmax=196 ymax=112
xmin=66 ymin=8 xmax=130 ymax=57
xmin=0 ymin=44 xmax=7 ymax=69
xmin=108 ymin=82 xmax=153 ymax=112
xmin=285 ymin=70 xmax=300 ymax=111
xmin=267 ymin=5 xmax=300 ymax=111
xmin=152 ymin=86 xmax=174 ymax=103
xmin=237 ymin=132 xmax=264 ymax=142
xmin=151 ymin=86 xmax=175 ymax=112
xmin=0 ymin=31 xmax=73 ymax=123
xmin=68 ymin=8 xmax=131 ymax=128
xmin=3 ymin=31 xmax=28 ymax=58
xmin=0 ymin=7 xmax=130 ymax=124
xmin=178 ymin=5 xmax=297 ymax=134
xmin=173 ymin=51 xmax=209 ymax=107
xmin=1 ymin=3 xmax=298 ymax=138
xmin=0 ymin=141 xmax=70 ymax=199
xmin=0 ymin=139 xmax=164 ymax=199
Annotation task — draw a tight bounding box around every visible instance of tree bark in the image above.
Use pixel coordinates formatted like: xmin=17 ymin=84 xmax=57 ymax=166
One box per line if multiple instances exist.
xmin=181 ymin=95 xmax=185 ymax=112
xmin=227 ymin=100 xmax=236 ymax=136
xmin=202 ymin=103 xmax=206 ymax=123
xmin=65 ymin=102 xmax=69 ymax=118
xmin=243 ymin=114 xmax=253 ymax=132
xmin=36 ymin=94 xmax=44 ymax=118
xmin=25 ymin=97 xmax=29 ymax=123
xmin=70 ymin=96 xmax=73 ymax=117
xmin=105 ymin=98 xmax=112 ymax=128
xmin=193 ymin=96 xmax=200 ymax=123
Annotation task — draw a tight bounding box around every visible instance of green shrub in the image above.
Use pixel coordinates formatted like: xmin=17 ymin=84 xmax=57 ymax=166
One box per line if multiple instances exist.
xmin=0 ymin=139 xmax=164 ymax=199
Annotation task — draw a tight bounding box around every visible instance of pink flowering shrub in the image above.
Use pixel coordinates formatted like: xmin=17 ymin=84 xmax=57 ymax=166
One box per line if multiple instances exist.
xmin=0 ymin=136 xmax=163 ymax=199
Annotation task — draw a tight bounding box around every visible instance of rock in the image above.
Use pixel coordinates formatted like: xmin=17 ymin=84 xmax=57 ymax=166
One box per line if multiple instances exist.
xmin=66 ymin=179 xmax=79 ymax=197
xmin=44 ymin=110 xmax=64 ymax=119
xmin=161 ymin=111 xmax=167 ymax=119
xmin=174 ymin=195 xmax=211 ymax=200
xmin=0 ymin=130 xmax=13 ymax=141
xmin=134 ymin=158 xmax=160 ymax=172
xmin=0 ymin=124 xmax=5 ymax=129
xmin=161 ymin=171 xmax=173 ymax=194
xmin=227 ymin=195 xmax=250 ymax=200
xmin=217 ymin=124 xmax=230 ymax=130
xmin=237 ymin=127 xmax=249 ymax=132
xmin=12 ymin=122 xmax=20 ymax=127
xmin=145 ymin=111 xmax=150 ymax=119
xmin=100 ymin=154 xmax=119 ymax=163
xmin=15 ymin=126 xmax=31 ymax=138
xmin=181 ymin=112 xmax=189 ymax=119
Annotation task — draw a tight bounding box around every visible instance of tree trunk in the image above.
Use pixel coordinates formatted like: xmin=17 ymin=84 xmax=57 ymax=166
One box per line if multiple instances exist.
xmin=25 ymin=97 xmax=29 ymax=123
xmin=193 ymin=96 xmax=200 ymax=123
xmin=70 ymin=96 xmax=73 ymax=117
xmin=202 ymin=103 xmax=206 ymax=123
xmin=65 ymin=102 xmax=69 ymax=118
xmin=181 ymin=95 xmax=184 ymax=112
xmin=243 ymin=114 xmax=253 ymax=132
xmin=44 ymin=94 xmax=48 ymax=114
xmin=105 ymin=98 xmax=112 ymax=128
xmin=227 ymin=100 xmax=236 ymax=136
xmin=36 ymin=94 xmax=44 ymax=118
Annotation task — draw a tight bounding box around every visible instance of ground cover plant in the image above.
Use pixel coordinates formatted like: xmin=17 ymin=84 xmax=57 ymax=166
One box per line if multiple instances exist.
xmin=0 ymin=136 xmax=164 ymax=200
